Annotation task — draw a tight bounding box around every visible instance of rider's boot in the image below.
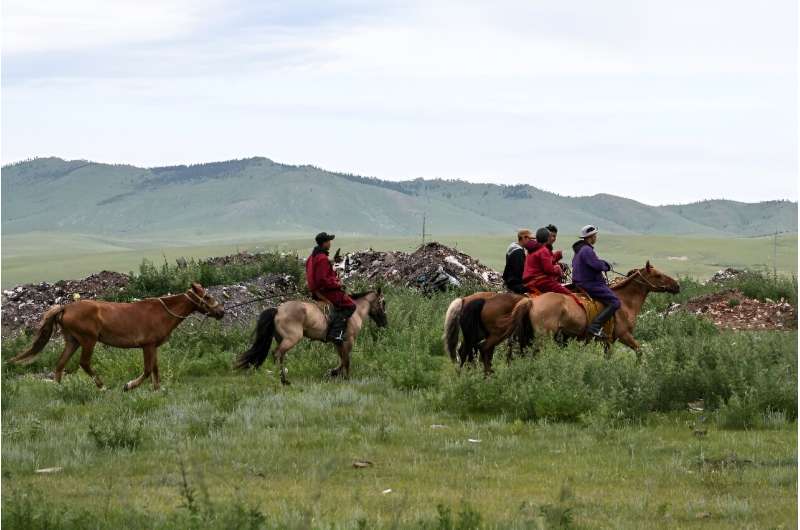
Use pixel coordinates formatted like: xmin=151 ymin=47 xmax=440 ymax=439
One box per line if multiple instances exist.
xmin=327 ymin=307 xmax=354 ymax=345
xmin=587 ymin=306 xmax=616 ymax=339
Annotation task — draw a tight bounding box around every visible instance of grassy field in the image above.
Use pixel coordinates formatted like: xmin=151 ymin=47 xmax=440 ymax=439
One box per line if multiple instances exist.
xmin=2 ymin=271 xmax=796 ymax=529
xmin=2 ymin=231 xmax=797 ymax=288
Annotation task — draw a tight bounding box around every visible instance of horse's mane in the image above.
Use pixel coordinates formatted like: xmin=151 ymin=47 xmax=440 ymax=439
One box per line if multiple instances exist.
xmin=610 ymin=269 xmax=643 ymax=290
xmin=350 ymin=290 xmax=375 ymax=300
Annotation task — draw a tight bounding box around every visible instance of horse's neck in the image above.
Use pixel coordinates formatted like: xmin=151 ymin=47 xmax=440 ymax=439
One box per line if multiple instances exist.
xmin=354 ymin=295 xmax=373 ymax=318
xmin=614 ymin=281 xmax=649 ymax=322
xmin=160 ymin=294 xmax=196 ymax=323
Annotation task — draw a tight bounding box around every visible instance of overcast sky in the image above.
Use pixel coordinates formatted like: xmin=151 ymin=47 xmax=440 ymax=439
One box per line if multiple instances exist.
xmin=2 ymin=0 xmax=797 ymax=205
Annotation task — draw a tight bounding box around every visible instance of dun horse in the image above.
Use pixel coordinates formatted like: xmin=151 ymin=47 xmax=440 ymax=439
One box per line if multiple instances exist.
xmin=513 ymin=262 xmax=680 ymax=355
xmin=235 ymin=289 xmax=387 ymax=385
xmin=8 ymin=282 xmax=224 ymax=391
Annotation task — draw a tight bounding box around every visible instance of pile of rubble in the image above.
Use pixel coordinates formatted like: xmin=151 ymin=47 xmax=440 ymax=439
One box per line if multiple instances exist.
xmin=205 ymin=274 xmax=298 ymax=326
xmin=2 ymin=271 xmax=130 ymax=335
xmin=708 ymin=268 xmax=747 ymax=284
xmin=666 ymin=289 xmax=796 ymax=331
xmin=335 ymin=242 xmax=502 ymax=292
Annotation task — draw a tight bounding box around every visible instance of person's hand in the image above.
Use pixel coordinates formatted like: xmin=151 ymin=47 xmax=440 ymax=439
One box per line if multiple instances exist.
xmin=553 ymin=250 xmax=563 ymax=262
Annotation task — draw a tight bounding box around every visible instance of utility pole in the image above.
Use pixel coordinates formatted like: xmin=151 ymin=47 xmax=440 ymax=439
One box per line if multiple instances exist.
xmin=421 ymin=213 xmax=427 ymax=245
xmin=773 ymin=228 xmax=778 ymax=278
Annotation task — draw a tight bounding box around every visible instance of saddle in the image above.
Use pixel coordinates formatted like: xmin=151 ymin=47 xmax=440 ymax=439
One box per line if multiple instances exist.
xmin=527 ymin=285 xmax=614 ymax=341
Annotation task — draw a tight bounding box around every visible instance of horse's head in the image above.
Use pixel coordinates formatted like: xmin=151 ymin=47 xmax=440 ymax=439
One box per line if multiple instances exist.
xmin=366 ymin=287 xmax=388 ymax=328
xmin=639 ymin=261 xmax=680 ymax=294
xmin=188 ymin=282 xmax=225 ymax=319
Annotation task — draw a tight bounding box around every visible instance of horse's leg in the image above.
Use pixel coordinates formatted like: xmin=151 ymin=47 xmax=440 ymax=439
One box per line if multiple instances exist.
xmin=331 ymin=340 xmax=354 ymax=378
xmin=274 ymin=334 xmax=301 ymax=386
xmin=52 ymin=334 xmax=80 ymax=383
xmin=150 ymin=349 xmax=161 ymax=391
xmin=479 ymin=336 xmax=503 ymax=375
xmin=77 ymin=339 xmax=104 ymax=388
xmin=124 ymin=344 xmax=155 ymax=391
xmin=618 ymin=331 xmax=640 ymax=356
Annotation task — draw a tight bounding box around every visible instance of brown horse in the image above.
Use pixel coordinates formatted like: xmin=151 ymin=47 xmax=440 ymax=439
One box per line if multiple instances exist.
xmin=443 ymin=291 xmax=526 ymax=373
xmin=513 ymin=262 xmax=680 ymax=355
xmin=235 ymin=289 xmax=387 ymax=385
xmin=8 ymin=283 xmax=224 ymax=391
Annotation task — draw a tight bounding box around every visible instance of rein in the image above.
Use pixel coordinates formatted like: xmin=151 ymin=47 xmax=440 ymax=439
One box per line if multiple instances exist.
xmin=609 ymin=268 xmax=661 ymax=291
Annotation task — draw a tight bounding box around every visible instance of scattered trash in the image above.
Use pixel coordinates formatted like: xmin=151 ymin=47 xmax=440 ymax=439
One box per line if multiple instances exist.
xmin=467 ymin=438 xmax=481 ymax=444
xmin=382 ymin=488 xmax=393 ymax=495
xmin=695 ymin=512 xmax=711 ymax=519
xmin=353 ymin=460 xmax=373 ymax=469
xmin=35 ymin=467 xmax=63 ymax=474
xmin=430 ymin=424 xmax=447 ymax=429
xmin=688 ymin=400 xmax=705 ymax=413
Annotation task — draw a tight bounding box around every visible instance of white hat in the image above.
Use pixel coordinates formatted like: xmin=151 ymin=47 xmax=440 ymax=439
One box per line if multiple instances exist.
xmin=580 ymin=225 xmax=598 ymax=238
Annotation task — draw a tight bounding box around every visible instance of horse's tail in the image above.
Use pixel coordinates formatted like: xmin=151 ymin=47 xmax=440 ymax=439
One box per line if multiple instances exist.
xmin=443 ymin=297 xmax=464 ymax=362
xmin=8 ymin=305 xmax=64 ymax=365
xmin=235 ymin=308 xmax=278 ymax=369
xmin=511 ymin=298 xmax=534 ymax=351
xmin=458 ymin=298 xmax=486 ymax=363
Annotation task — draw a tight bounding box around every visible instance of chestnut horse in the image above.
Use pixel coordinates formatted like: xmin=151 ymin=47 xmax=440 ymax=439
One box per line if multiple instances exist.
xmin=8 ymin=282 xmax=224 ymax=391
xmin=513 ymin=262 xmax=680 ymax=355
xmin=235 ymin=289 xmax=387 ymax=385
xmin=443 ymin=291 xmax=526 ymax=372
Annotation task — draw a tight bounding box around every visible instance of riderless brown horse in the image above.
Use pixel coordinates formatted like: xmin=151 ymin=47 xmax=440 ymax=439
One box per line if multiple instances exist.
xmin=235 ymin=289 xmax=387 ymax=385
xmin=443 ymin=291 xmax=525 ymax=372
xmin=8 ymin=282 xmax=224 ymax=391
xmin=513 ymin=262 xmax=680 ymax=355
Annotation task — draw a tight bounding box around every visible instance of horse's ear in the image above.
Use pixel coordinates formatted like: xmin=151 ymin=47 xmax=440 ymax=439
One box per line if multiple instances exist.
xmin=645 ymin=261 xmax=652 ymax=272
xmin=191 ymin=282 xmax=204 ymax=293
xmin=376 ymin=286 xmax=382 ymax=296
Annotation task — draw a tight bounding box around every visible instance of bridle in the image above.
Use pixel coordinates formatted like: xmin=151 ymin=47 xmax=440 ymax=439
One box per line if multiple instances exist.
xmin=159 ymin=290 xmax=220 ymax=319
xmin=610 ymin=268 xmax=668 ymax=292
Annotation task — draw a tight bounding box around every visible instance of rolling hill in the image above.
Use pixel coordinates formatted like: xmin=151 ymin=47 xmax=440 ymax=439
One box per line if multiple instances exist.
xmin=2 ymin=156 xmax=796 ymax=239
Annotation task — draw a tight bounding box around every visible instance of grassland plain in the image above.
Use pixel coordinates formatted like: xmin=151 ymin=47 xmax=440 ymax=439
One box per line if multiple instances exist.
xmin=2 ymin=231 xmax=797 ymax=287
xmin=1 ymin=269 xmax=796 ymax=529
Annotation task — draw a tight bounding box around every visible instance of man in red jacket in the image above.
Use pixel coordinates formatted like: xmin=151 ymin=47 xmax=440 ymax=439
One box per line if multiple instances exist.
xmin=306 ymin=232 xmax=356 ymax=344
xmin=523 ymin=227 xmax=575 ymax=297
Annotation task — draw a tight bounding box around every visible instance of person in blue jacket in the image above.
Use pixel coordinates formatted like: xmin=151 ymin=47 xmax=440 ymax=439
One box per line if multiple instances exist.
xmin=571 ymin=225 xmax=620 ymax=338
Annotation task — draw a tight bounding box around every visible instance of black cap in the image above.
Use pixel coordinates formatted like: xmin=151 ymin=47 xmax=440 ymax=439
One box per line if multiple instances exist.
xmin=315 ymin=232 xmax=335 ymax=245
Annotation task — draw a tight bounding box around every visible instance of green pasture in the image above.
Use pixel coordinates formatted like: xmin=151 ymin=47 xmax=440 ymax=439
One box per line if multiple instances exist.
xmin=2 ymin=231 xmax=797 ymax=288
xmin=2 ymin=272 xmax=797 ymax=529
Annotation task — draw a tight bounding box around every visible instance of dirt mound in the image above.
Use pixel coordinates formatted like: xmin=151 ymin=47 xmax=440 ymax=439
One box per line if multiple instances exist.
xmin=667 ymin=289 xmax=796 ymax=331
xmin=335 ymin=242 xmax=502 ymax=291
xmin=2 ymin=271 xmax=130 ymax=335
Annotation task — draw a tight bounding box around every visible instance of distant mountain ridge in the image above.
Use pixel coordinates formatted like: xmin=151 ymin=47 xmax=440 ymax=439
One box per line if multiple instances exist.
xmin=2 ymin=156 xmax=796 ymax=238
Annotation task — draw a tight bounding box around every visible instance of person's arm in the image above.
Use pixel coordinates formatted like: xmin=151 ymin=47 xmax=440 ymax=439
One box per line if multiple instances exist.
xmin=539 ymin=251 xmax=561 ymax=277
xmin=315 ymin=256 xmax=342 ymax=290
xmin=582 ymin=247 xmax=610 ymax=272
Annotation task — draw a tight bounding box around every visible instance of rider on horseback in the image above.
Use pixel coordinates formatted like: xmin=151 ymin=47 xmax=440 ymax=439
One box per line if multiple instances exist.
xmin=306 ymin=232 xmax=356 ymax=344
xmin=571 ymin=225 xmax=620 ymax=339
xmin=523 ymin=228 xmax=575 ymax=297
xmin=503 ymin=229 xmax=533 ymax=294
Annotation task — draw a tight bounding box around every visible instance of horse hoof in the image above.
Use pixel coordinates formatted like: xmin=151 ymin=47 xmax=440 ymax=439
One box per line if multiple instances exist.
xmin=122 ymin=383 xmax=129 ymax=392
xmin=281 ymin=379 xmax=291 ymax=386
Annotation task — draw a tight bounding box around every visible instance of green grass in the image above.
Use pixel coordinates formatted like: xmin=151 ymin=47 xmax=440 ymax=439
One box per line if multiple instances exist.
xmin=2 ymin=232 xmax=797 ymax=288
xmin=2 ymin=276 xmax=796 ymax=528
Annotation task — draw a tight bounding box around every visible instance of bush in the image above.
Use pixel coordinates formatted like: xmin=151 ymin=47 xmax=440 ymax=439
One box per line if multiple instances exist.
xmin=114 ymin=252 xmax=303 ymax=300
xmin=88 ymin=411 xmax=146 ymax=450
